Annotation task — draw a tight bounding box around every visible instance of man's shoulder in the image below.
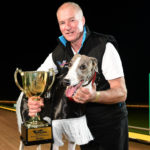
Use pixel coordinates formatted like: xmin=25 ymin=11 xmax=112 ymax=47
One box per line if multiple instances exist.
xmin=91 ymin=31 xmax=115 ymax=41
xmin=90 ymin=31 xmax=118 ymax=49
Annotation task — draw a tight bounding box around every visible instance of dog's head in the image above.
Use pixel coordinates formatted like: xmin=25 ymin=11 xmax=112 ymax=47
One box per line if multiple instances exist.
xmin=63 ymin=54 xmax=98 ymax=97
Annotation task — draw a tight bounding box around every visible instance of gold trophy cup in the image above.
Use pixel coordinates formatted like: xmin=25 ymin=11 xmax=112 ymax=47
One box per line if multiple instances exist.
xmin=14 ymin=68 xmax=55 ymax=145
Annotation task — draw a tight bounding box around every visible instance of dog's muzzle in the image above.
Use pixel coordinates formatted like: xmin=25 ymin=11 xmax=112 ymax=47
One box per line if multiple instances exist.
xmin=65 ymin=80 xmax=84 ymax=98
xmin=62 ymin=79 xmax=71 ymax=87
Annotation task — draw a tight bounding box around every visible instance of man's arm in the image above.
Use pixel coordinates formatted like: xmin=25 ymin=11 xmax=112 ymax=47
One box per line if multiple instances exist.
xmin=73 ymin=76 xmax=127 ymax=104
xmin=37 ymin=53 xmax=58 ymax=74
xmin=95 ymin=77 xmax=127 ymax=104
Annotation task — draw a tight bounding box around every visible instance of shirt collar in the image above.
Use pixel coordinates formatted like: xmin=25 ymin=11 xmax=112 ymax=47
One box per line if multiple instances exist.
xmin=58 ymin=26 xmax=87 ymax=53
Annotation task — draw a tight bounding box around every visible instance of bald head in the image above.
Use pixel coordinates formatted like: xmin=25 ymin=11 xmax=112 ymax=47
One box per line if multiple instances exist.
xmin=56 ymin=2 xmax=84 ymax=20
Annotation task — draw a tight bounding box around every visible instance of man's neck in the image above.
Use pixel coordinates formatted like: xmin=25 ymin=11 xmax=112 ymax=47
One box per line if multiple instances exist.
xmin=71 ymin=32 xmax=83 ymax=53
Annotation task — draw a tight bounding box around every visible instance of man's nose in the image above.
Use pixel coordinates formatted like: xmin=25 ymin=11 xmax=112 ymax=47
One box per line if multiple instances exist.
xmin=65 ymin=22 xmax=71 ymax=30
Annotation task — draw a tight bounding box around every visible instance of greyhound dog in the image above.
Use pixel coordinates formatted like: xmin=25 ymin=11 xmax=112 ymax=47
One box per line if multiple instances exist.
xmin=16 ymin=54 xmax=98 ymax=150
xmin=51 ymin=54 xmax=98 ymax=150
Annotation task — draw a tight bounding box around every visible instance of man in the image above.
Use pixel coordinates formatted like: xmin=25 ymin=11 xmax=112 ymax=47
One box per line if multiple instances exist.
xmin=28 ymin=2 xmax=128 ymax=150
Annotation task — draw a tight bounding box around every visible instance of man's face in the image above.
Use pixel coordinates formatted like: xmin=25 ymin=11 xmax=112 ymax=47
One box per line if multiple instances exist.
xmin=57 ymin=6 xmax=85 ymax=42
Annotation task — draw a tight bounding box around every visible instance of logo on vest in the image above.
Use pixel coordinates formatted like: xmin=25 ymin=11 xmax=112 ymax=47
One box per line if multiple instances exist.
xmin=57 ymin=60 xmax=68 ymax=68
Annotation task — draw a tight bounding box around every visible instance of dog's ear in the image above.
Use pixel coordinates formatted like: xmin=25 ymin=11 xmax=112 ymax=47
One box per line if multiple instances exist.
xmin=91 ymin=57 xmax=98 ymax=73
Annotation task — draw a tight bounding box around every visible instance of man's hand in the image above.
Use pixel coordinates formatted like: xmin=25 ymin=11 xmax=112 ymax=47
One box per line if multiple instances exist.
xmin=73 ymin=84 xmax=97 ymax=104
xmin=28 ymin=96 xmax=44 ymax=117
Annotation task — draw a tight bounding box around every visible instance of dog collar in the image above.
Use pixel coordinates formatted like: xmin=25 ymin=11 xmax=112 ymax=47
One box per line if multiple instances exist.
xmin=82 ymin=72 xmax=97 ymax=87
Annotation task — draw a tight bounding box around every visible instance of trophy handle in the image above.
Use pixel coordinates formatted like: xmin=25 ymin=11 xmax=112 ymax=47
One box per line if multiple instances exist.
xmin=14 ymin=68 xmax=25 ymax=93
xmin=47 ymin=68 xmax=55 ymax=91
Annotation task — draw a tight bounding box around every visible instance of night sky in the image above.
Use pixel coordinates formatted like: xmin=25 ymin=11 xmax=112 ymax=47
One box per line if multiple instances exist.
xmin=1 ymin=0 xmax=149 ymax=104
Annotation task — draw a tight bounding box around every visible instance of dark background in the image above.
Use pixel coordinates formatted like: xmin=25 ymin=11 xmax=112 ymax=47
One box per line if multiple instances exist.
xmin=0 ymin=0 xmax=149 ymax=104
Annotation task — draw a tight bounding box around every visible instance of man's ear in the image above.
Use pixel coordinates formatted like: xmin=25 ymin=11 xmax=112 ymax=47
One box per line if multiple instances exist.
xmin=91 ymin=57 xmax=98 ymax=73
xmin=82 ymin=16 xmax=85 ymax=26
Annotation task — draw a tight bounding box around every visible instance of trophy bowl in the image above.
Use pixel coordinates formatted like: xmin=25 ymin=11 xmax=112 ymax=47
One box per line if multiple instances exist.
xmin=14 ymin=68 xmax=55 ymax=145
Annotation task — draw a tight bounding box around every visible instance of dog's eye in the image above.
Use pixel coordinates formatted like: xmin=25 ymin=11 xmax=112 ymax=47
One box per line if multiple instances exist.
xmin=80 ymin=64 xmax=86 ymax=70
xmin=68 ymin=62 xmax=72 ymax=68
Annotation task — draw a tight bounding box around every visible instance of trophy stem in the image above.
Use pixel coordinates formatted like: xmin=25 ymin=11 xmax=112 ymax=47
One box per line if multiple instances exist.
xmin=31 ymin=113 xmax=41 ymax=122
xmin=23 ymin=113 xmax=48 ymax=129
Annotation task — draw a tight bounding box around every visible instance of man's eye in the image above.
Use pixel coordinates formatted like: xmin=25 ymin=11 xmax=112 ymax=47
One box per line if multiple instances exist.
xmin=80 ymin=64 xmax=86 ymax=70
xmin=59 ymin=22 xmax=65 ymax=25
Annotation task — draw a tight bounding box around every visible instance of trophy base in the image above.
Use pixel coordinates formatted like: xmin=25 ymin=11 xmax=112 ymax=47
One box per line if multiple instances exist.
xmin=24 ymin=119 xmax=49 ymax=128
xmin=21 ymin=123 xmax=53 ymax=146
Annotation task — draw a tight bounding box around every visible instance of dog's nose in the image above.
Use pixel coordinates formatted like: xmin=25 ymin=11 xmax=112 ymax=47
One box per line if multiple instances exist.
xmin=63 ymin=79 xmax=71 ymax=86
